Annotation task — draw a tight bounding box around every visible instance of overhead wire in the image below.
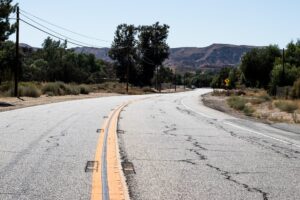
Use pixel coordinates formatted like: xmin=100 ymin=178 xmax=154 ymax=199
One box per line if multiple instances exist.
xmin=19 ymin=13 xmax=105 ymax=48
xmin=19 ymin=9 xmax=110 ymax=43
xmin=20 ymin=19 xmax=90 ymax=47
xmin=17 ymin=10 xmax=158 ymax=65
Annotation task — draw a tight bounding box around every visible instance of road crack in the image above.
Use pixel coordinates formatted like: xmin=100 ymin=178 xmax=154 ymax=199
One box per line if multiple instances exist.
xmin=206 ymin=164 xmax=269 ymax=200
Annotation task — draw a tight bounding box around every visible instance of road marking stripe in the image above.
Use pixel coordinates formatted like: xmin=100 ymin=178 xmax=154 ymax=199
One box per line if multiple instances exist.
xmin=91 ymin=103 xmax=130 ymax=200
xmin=180 ymin=99 xmax=214 ymax=119
xmin=181 ymin=97 xmax=300 ymax=149
xmin=91 ymin=113 xmax=109 ymax=200
xmin=223 ymin=122 xmax=300 ymax=148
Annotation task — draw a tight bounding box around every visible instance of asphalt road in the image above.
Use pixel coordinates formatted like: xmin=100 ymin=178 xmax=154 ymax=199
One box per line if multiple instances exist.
xmin=0 ymin=95 xmax=141 ymax=200
xmin=0 ymin=89 xmax=300 ymax=200
xmin=119 ymin=89 xmax=300 ymax=200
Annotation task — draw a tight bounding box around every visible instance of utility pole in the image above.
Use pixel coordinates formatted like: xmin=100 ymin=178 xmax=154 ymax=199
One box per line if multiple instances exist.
xmin=174 ymin=69 xmax=177 ymax=92
xmin=126 ymin=55 xmax=129 ymax=94
xmin=155 ymin=66 xmax=158 ymax=91
xmin=282 ymin=48 xmax=285 ymax=85
xmin=126 ymin=65 xmax=129 ymax=93
xmin=158 ymin=66 xmax=161 ymax=93
xmin=183 ymin=73 xmax=186 ymax=90
xmin=14 ymin=6 xmax=20 ymax=97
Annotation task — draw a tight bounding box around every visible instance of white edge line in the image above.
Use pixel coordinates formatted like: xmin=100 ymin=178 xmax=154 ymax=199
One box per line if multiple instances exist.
xmin=180 ymin=99 xmax=213 ymax=119
xmin=180 ymin=96 xmax=300 ymax=149
xmin=224 ymin=121 xmax=300 ymax=148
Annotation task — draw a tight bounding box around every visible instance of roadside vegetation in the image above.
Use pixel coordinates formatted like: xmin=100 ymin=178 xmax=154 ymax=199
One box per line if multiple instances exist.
xmin=206 ymin=40 xmax=300 ymax=123
xmin=0 ymin=1 xmax=172 ymax=98
xmin=0 ymin=81 xmax=157 ymax=98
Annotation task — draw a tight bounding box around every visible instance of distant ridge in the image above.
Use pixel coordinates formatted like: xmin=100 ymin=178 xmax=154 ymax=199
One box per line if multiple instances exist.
xmin=164 ymin=43 xmax=258 ymax=70
xmin=21 ymin=43 xmax=259 ymax=71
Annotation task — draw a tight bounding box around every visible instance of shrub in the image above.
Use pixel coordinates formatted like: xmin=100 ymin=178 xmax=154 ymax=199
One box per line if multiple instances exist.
xmin=227 ymin=96 xmax=247 ymax=110
xmin=250 ymin=95 xmax=271 ymax=105
xmin=10 ymin=85 xmax=41 ymax=97
xmin=42 ymin=82 xmax=65 ymax=96
xmin=142 ymin=86 xmax=154 ymax=93
xmin=291 ymin=79 xmax=300 ymax=98
xmin=0 ymin=82 xmax=12 ymax=92
xmin=64 ymin=84 xmax=80 ymax=95
xmin=22 ymin=86 xmax=41 ymax=97
xmin=243 ymin=106 xmax=255 ymax=116
xmin=274 ymin=101 xmax=298 ymax=113
xmin=79 ymin=84 xmax=91 ymax=94
xmin=260 ymin=94 xmax=272 ymax=101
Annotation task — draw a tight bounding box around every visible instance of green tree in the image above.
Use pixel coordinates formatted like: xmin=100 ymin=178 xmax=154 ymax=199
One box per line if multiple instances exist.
xmin=109 ymin=24 xmax=137 ymax=84
xmin=138 ymin=22 xmax=170 ymax=86
xmin=269 ymin=64 xmax=300 ymax=95
xmin=210 ymin=67 xmax=231 ymax=88
xmin=0 ymin=0 xmax=16 ymax=41
xmin=285 ymin=40 xmax=300 ymax=67
xmin=41 ymin=37 xmax=67 ymax=81
xmin=240 ymin=45 xmax=281 ymax=88
xmin=0 ymin=41 xmax=15 ymax=83
xmin=23 ymin=58 xmax=48 ymax=81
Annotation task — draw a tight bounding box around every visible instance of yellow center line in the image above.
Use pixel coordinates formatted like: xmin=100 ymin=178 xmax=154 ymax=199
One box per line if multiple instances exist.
xmin=91 ymin=97 xmax=153 ymax=200
xmin=91 ymin=103 xmax=129 ymax=200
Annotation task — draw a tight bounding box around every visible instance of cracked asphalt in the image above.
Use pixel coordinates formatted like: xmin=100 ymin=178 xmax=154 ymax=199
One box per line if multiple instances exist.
xmin=0 ymin=95 xmax=142 ymax=200
xmin=118 ymin=89 xmax=300 ymax=200
xmin=0 ymin=89 xmax=300 ymax=200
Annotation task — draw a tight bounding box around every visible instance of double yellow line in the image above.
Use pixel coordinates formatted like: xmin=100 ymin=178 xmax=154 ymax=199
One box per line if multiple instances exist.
xmin=91 ymin=103 xmax=130 ymax=200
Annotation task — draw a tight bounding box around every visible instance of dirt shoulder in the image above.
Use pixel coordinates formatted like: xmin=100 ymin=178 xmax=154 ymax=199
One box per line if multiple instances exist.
xmin=202 ymin=92 xmax=300 ymax=134
xmin=202 ymin=93 xmax=268 ymax=123
xmin=0 ymin=92 xmax=120 ymax=112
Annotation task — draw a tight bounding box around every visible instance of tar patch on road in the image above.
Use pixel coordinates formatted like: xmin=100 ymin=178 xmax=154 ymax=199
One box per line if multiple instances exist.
xmin=117 ymin=130 xmax=125 ymax=134
xmin=122 ymin=162 xmax=135 ymax=175
xmin=85 ymin=161 xmax=99 ymax=172
xmin=96 ymin=129 xmax=103 ymax=133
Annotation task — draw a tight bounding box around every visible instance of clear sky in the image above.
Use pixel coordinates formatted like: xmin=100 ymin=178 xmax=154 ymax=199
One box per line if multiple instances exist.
xmin=9 ymin=0 xmax=300 ymax=48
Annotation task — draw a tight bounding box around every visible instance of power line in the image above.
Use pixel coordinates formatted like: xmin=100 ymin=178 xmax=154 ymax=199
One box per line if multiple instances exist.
xmin=20 ymin=9 xmax=111 ymax=43
xmin=20 ymin=19 xmax=90 ymax=47
xmin=20 ymin=13 xmax=105 ymax=48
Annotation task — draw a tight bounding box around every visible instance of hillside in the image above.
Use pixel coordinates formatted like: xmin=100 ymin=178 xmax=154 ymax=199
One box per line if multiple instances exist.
xmin=165 ymin=44 xmax=256 ymax=70
xmin=72 ymin=47 xmax=111 ymax=62
xmin=22 ymin=43 xmax=257 ymax=71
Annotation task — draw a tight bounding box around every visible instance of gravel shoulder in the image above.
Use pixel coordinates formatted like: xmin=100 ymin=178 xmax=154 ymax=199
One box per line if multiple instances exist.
xmin=0 ymin=92 xmax=121 ymax=112
xmin=202 ymin=92 xmax=300 ymax=134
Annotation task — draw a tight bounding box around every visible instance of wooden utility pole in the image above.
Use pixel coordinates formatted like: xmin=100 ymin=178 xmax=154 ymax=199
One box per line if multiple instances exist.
xmin=126 ymin=55 xmax=129 ymax=94
xmin=282 ymin=48 xmax=285 ymax=85
xmin=174 ymin=69 xmax=177 ymax=92
xmin=155 ymin=66 xmax=158 ymax=91
xmin=126 ymin=64 xmax=129 ymax=93
xmin=14 ymin=6 xmax=20 ymax=97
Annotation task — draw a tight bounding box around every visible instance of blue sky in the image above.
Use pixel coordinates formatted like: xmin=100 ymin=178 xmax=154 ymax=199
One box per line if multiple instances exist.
xmin=9 ymin=0 xmax=300 ymax=48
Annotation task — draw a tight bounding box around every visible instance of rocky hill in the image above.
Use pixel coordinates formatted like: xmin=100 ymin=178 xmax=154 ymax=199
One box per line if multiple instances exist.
xmin=73 ymin=44 xmax=257 ymax=70
xmin=22 ymin=43 xmax=257 ymax=71
xmin=164 ymin=44 xmax=256 ymax=70
xmin=72 ymin=47 xmax=111 ymax=62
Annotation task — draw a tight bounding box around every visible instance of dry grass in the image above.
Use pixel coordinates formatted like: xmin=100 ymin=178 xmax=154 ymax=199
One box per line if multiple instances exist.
xmin=0 ymin=81 xmax=157 ymax=98
xmin=223 ymin=88 xmax=300 ymax=123
xmin=274 ymin=101 xmax=299 ymax=113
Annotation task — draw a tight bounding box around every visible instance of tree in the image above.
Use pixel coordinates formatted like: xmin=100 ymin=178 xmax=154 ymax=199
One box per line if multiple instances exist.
xmin=109 ymin=24 xmax=137 ymax=84
xmin=285 ymin=40 xmax=300 ymax=67
xmin=138 ymin=22 xmax=169 ymax=86
xmin=0 ymin=0 xmax=16 ymax=41
xmin=240 ymin=45 xmax=281 ymax=88
xmin=19 ymin=37 xmax=109 ymax=84
xmin=210 ymin=67 xmax=231 ymax=88
xmin=0 ymin=41 xmax=15 ymax=83
xmin=269 ymin=64 xmax=300 ymax=95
